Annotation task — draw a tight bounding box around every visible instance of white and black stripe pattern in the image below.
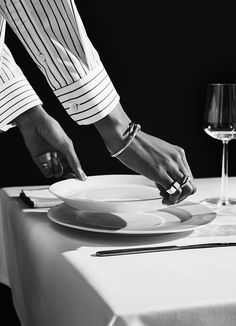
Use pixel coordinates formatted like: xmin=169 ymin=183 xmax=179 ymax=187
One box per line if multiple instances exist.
xmin=0 ymin=77 xmax=42 ymax=125
xmin=0 ymin=17 xmax=5 ymax=67
xmin=0 ymin=0 xmax=119 ymax=127
xmin=0 ymin=39 xmax=42 ymax=131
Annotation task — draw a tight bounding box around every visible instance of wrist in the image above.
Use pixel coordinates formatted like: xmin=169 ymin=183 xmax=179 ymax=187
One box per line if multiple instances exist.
xmin=94 ymin=102 xmax=132 ymax=152
xmin=14 ymin=105 xmax=47 ymax=131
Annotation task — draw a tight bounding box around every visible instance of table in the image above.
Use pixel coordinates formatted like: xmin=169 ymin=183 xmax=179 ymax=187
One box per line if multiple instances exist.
xmin=1 ymin=177 xmax=236 ymax=326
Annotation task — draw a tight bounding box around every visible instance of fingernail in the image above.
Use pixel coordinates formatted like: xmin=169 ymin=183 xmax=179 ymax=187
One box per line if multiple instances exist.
xmin=78 ymin=168 xmax=87 ymax=181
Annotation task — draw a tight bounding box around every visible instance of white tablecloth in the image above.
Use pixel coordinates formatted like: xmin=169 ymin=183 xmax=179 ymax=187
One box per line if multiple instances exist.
xmin=1 ymin=177 xmax=236 ymax=326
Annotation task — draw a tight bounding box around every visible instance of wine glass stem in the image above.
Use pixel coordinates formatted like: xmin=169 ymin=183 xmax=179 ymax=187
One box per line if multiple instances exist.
xmin=220 ymin=140 xmax=229 ymax=206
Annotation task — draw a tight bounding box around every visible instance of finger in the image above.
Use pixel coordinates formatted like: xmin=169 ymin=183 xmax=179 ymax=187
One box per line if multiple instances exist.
xmin=63 ymin=172 xmax=77 ymax=179
xmin=166 ymin=185 xmax=182 ymax=205
xmin=156 ymin=182 xmax=182 ymax=206
xmin=57 ymin=153 xmax=81 ymax=179
xmin=51 ymin=152 xmax=64 ymax=178
xmin=37 ymin=161 xmax=54 ymax=178
xmin=61 ymin=143 xmax=87 ymax=181
xmin=177 ymin=150 xmax=197 ymax=194
xmin=35 ymin=153 xmax=53 ymax=178
xmin=35 ymin=152 xmax=51 ymax=163
xmin=155 ymin=183 xmax=172 ymax=205
xmin=168 ymin=153 xmax=196 ymax=200
xmin=167 ymin=169 xmax=195 ymax=204
xmin=178 ymin=181 xmax=194 ymax=203
xmin=155 ymin=172 xmax=182 ymax=205
xmin=155 ymin=183 xmax=166 ymax=197
xmin=178 ymin=176 xmax=196 ymax=203
xmin=181 ymin=150 xmax=194 ymax=179
xmin=187 ymin=177 xmax=197 ymax=194
xmin=177 ymin=174 xmax=196 ymax=200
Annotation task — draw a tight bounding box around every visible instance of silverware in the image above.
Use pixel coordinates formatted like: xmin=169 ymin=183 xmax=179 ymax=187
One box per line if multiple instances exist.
xmin=96 ymin=242 xmax=236 ymax=257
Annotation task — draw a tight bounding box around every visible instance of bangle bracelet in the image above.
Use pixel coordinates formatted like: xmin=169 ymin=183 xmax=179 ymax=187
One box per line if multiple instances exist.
xmin=110 ymin=122 xmax=141 ymax=158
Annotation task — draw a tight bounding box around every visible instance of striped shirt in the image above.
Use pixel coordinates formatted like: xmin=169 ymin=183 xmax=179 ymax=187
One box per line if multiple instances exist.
xmin=0 ymin=0 xmax=120 ymax=131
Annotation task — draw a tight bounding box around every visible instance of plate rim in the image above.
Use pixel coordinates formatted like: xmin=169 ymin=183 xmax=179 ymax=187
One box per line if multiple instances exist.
xmin=49 ymin=174 xmax=155 ymax=193
xmin=47 ymin=203 xmax=216 ymax=235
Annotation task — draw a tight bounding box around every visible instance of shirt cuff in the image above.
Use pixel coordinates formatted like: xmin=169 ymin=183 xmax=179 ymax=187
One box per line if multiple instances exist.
xmin=0 ymin=76 xmax=42 ymax=132
xmin=53 ymin=64 xmax=120 ymax=125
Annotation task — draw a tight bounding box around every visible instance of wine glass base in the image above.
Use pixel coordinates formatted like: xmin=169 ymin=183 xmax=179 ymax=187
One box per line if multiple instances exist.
xmin=201 ymin=197 xmax=236 ymax=215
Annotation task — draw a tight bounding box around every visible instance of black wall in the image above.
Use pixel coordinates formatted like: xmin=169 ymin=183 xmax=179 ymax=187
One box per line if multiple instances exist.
xmin=1 ymin=2 xmax=236 ymax=187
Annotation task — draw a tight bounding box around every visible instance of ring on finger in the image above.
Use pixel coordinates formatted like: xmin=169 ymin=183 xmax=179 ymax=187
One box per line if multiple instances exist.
xmin=181 ymin=175 xmax=191 ymax=188
xmin=51 ymin=152 xmax=58 ymax=159
xmin=166 ymin=179 xmax=182 ymax=194
xmin=166 ymin=185 xmax=177 ymax=195
xmin=172 ymin=181 xmax=181 ymax=190
xmin=52 ymin=155 xmax=64 ymax=177
xmin=37 ymin=152 xmax=52 ymax=163
xmin=39 ymin=162 xmax=50 ymax=169
xmin=51 ymin=152 xmax=60 ymax=166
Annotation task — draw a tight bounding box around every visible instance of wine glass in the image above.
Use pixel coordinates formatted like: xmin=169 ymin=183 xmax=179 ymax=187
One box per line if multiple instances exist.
xmin=203 ymin=83 xmax=236 ymax=207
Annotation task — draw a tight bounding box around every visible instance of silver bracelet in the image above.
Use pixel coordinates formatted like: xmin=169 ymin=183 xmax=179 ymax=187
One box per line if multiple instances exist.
xmin=110 ymin=122 xmax=141 ymax=158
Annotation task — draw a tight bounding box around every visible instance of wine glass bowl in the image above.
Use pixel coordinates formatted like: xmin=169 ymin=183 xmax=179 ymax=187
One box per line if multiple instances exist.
xmin=203 ymin=83 xmax=236 ymax=207
xmin=204 ymin=125 xmax=236 ymax=142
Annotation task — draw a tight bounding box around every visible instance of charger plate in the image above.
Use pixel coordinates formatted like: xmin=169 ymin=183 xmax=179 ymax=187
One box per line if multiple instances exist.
xmin=47 ymin=202 xmax=216 ymax=235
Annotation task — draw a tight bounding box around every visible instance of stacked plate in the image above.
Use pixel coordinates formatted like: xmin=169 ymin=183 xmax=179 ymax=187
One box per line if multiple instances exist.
xmin=48 ymin=174 xmax=216 ymax=235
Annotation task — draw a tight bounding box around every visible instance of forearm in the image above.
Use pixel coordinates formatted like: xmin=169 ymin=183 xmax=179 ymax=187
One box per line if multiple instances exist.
xmin=14 ymin=105 xmax=48 ymax=132
xmin=94 ymin=102 xmax=132 ymax=153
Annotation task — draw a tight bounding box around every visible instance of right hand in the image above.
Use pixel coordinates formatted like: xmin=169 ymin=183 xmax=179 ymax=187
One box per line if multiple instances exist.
xmin=116 ymin=131 xmax=196 ymax=205
xmin=95 ymin=103 xmax=196 ymax=205
xmin=14 ymin=105 xmax=87 ymax=180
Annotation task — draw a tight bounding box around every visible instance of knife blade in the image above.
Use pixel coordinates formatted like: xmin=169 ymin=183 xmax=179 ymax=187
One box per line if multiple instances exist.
xmin=96 ymin=242 xmax=236 ymax=257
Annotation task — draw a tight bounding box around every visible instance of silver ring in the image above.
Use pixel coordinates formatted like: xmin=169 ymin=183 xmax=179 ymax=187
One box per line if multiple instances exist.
xmin=166 ymin=185 xmax=177 ymax=195
xmin=39 ymin=162 xmax=51 ymax=169
xmin=37 ymin=152 xmax=52 ymax=163
xmin=173 ymin=181 xmax=181 ymax=190
xmin=51 ymin=152 xmax=58 ymax=159
xmin=181 ymin=176 xmax=191 ymax=188
xmin=36 ymin=152 xmax=58 ymax=164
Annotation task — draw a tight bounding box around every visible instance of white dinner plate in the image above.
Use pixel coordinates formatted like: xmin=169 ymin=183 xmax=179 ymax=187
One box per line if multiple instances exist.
xmin=47 ymin=202 xmax=216 ymax=235
xmin=49 ymin=174 xmax=162 ymax=212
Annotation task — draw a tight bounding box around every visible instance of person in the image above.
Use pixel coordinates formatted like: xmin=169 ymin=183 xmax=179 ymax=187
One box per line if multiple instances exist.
xmin=0 ymin=0 xmax=196 ymax=205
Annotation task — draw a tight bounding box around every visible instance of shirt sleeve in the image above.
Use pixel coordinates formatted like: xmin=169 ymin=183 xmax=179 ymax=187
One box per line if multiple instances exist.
xmin=0 ymin=0 xmax=120 ymax=126
xmin=0 ymin=18 xmax=42 ymax=132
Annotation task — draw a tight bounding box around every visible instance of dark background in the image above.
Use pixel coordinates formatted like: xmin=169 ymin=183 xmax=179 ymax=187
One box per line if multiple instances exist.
xmin=1 ymin=2 xmax=236 ymax=189
xmin=1 ymin=2 xmax=236 ymax=324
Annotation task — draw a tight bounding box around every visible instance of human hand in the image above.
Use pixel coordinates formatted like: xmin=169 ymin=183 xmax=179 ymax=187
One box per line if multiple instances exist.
xmin=14 ymin=105 xmax=86 ymax=180
xmin=95 ymin=103 xmax=196 ymax=205
xmin=116 ymin=130 xmax=196 ymax=205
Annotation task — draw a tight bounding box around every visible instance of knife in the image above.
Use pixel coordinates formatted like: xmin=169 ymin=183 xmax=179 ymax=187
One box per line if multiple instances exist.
xmin=95 ymin=242 xmax=236 ymax=257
